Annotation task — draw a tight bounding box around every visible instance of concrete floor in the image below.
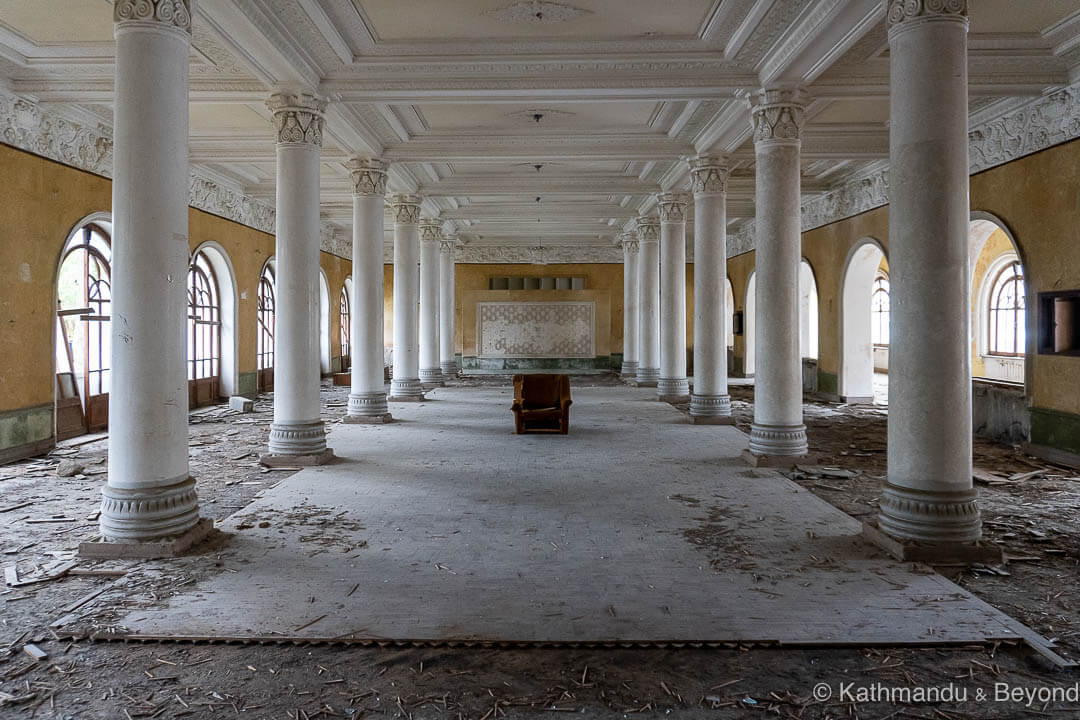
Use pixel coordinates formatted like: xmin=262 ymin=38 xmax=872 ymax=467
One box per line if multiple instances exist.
xmin=119 ymin=386 xmax=1034 ymax=646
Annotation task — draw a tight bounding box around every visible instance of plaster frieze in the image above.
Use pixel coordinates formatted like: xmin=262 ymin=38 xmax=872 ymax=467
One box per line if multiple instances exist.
xmin=886 ymin=0 xmax=967 ymax=31
xmin=657 ymin=192 xmax=690 ymax=223
xmin=347 ymin=157 xmax=389 ymax=197
xmin=266 ymin=92 xmax=327 ymax=147
xmin=455 ymin=244 xmax=622 ymax=264
xmin=114 ymin=0 xmax=192 ymax=34
xmin=689 ymin=156 xmax=731 ymax=196
xmin=390 ymin=194 xmax=423 ymax=225
xmin=750 ymin=87 xmax=807 ymax=144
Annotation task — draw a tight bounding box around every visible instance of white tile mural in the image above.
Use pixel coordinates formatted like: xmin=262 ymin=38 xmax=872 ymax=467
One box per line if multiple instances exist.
xmin=478 ymin=302 xmax=595 ymax=358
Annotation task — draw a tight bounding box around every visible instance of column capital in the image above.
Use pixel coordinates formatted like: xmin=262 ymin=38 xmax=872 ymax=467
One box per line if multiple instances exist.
xmin=750 ymin=87 xmax=808 ymax=145
xmin=419 ymin=218 xmax=443 ymax=243
xmin=267 ymin=91 xmax=327 ymax=148
xmin=618 ymin=231 xmax=640 ymax=255
xmin=346 ymin=157 xmax=388 ymax=196
xmin=114 ymin=0 xmax=192 ymax=35
xmin=689 ymin=156 xmax=731 ymax=196
xmin=390 ymin=194 xmax=422 ymax=225
xmin=887 ymin=0 xmax=967 ymax=33
xmin=439 ymin=234 xmax=460 ymax=255
xmin=635 ymin=215 xmax=660 ymax=242
xmin=657 ymin=192 xmax=690 ymax=224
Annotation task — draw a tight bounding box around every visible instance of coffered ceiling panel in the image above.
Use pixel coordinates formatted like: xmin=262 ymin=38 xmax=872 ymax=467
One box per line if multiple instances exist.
xmin=189 ymin=104 xmax=272 ymax=132
xmin=356 ymin=0 xmax=716 ymax=42
xmin=967 ymin=0 xmax=1079 ymax=34
xmin=810 ymin=98 xmax=890 ymax=125
xmin=0 ymin=0 xmax=112 ymax=44
xmin=414 ymin=102 xmax=662 ymax=132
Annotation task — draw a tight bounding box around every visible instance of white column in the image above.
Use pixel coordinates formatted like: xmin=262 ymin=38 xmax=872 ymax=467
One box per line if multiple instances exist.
xmin=748 ymin=88 xmax=808 ymax=458
xmin=344 ymin=158 xmax=392 ymax=423
xmin=879 ymin=0 xmax=979 ymax=543
xmin=100 ymin=0 xmax=202 ymax=545
xmin=657 ymin=193 xmax=690 ymax=401
xmin=439 ymin=234 xmax=458 ymax=377
xmin=263 ymin=91 xmax=332 ymax=464
xmin=389 ymin=194 xmax=425 ymax=400
xmin=419 ymin=219 xmax=443 ymax=386
xmin=635 ymin=217 xmax=661 ymax=385
xmin=618 ymin=231 xmax=640 ymax=377
xmin=689 ymin=156 xmax=733 ymax=423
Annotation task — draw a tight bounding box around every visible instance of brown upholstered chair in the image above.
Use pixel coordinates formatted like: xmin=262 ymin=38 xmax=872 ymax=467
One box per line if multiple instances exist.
xmin=511 ymin=374 xmax=572 ymax=434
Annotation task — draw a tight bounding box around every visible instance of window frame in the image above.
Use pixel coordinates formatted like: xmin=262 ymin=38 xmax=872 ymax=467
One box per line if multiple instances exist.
xmin=987 ymin=260 xmax=1025 ymax=357
xmin=871 ymin=273 xmax=890 ymax=348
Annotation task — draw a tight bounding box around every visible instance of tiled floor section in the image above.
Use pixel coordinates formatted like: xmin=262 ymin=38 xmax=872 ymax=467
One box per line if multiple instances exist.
xmin=119 ymin=386 xmax=1032 ymax=646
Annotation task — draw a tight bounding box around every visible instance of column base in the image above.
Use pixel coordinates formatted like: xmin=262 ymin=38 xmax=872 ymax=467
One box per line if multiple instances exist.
xmin=689 ymin=393 xmax=732 ymax=419
xmin=440 ymin=361 xmax=458 ymax=377
xmin=877 ymin=482 xmax=982 ymax=544
xmin=97 ymin=475 xmax=202 ymax=544
xmin=80 ymin=517 xmax=214 ymax=560
xmin=268 ymin=420 xmax=328 ymax=456
xmin=635 ymin=367 xmax=659 ymax=386
xmin=343 ymin=413 xmax=394 ymax=424
xmin=749 ymin=422 xmax=808 ymax=456
xmin=419 ymin=368 xmax=444 ymax=387
xmin=390 ymin=377 xmax=425 ymax=400
xmin=657 ymin=377 xmax=689 ymax=399
xmin=620 ymin=361 xmax=639 ymax=377
xmin=260 ymin=448 xmax=335 ymax=467
xmin=741 ymin=449 xmax=819 ymax=468
xmin=347 ymin=391 xmax=390 ymax=419
xmin=861 ymin=521 xmax=1000 ymax=565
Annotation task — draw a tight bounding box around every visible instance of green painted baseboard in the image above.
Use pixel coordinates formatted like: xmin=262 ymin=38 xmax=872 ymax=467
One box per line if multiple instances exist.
xmin=1030 ymin=406 xmax=1080 ymax=456
xmin=817 ymin=370 xmax=839 ymax=397
xmin=0 ymin=403 xmax=54 ymax=463
xmin=237 ymin=372 xmax=258 ymax=399
xmin=461 ymin=356 xmax=613 ymax=371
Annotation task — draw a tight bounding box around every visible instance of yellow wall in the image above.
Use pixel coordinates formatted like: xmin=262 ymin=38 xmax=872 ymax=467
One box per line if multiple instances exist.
xmin=0 ymin=144 xmax=352 ymax=457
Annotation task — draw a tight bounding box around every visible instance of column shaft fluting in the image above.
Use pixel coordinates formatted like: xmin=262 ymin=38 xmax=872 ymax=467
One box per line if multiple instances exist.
xmin=619 ymin=233 xmax=640 ymax=377
xmin=658 ymin=193 xmax=690 ymax=400
xmin=102 ymin=1 xmax=200 ymax=542
xmin=345 ymin=158 xmax=391 ymax=423
xmin=689 ymin=157 xmax=733 ymax=420
xmin=635 ymin=217 xmax=661 ymax=385
xmin=264 ymin=92 xmax=331 ymax=461
xmin=879 ymin=0 xmax=979 ymax=543
xmin=439 ymin=237 xmax=458 ymax=377
xmin=390 ymin=195 xmax=424 ymax=399
xmin=748 ymin=88 xmax=808 ymax=457
xmin=418 ymin=220 xmax=443 ymax=385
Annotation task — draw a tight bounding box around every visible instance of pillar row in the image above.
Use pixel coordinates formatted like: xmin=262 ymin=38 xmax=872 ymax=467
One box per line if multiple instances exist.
xmin=419 ymin=219 xmax=443 ymax=386
xmin=657 ymin=193 xmax=690 ymax=402
xmin=619 ymin=231 xmax=640 ymax=378
xmin=100 ymin=0 xmax=202 ymax=544
xmin=390 ymin=194 xmax=425 ymax=400
xmin=689 ymin=156 xmax=733 ymax=422
xmin=635 ymin=216 xmax=661 ymax=386
xmin=879 ymin=0 xmax=980 ymax=544
xmin=439 ymin=235 xmax=459 ymax=377
xmin=748 ymin=87 xmax=808 ymax=458
xmin=344 ymin=157 xmax=392 ymax=423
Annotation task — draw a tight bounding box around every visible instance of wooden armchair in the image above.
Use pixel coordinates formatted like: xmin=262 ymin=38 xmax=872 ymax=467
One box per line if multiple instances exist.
xmin=512 ymin=374 xmax=572 ymax=434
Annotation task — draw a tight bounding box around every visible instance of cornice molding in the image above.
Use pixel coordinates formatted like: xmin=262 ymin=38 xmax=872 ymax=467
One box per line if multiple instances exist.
xmin=728 ymin=80 xmax=1080 ymax=257
xmin=454 ymin=243 xmax=622 ymax=264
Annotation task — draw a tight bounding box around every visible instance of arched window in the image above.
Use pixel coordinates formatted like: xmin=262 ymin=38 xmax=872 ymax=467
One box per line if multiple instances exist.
xmin=871 ymin=274 xmax=890 ymax=346
xmin=56 ymin=223 xmax=112 ymax=437
xmin=187 ymin=251 xmax=222 ymax=407
xmin=988 ymin=261 xmax=1025 ymax=356
xmin=257 ymin=266 xmax=275 ymax=391
xmin=339 ymin=284 xmax=351 ymax=369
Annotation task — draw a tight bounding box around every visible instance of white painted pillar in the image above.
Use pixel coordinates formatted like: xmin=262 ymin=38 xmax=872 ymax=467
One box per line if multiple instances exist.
xmin=101 ymin=0 xmax=201 ymax=543
xmin=880 ymin=0 xmax=980 ymax=543
xmin=689 ymin=156 xmax=733 ymax=422
xmin=635 ymin=216 xmax=661 ymax=385
xmin=657 ymin=193 xmax=690 ymax=401
xmin=748 ymin=88 xmax=808 ymax=457
xmin=619 ymin=231 xmax=640 ymax=377
xmin=419 ymin=219 xmax=443 ymax=386
xmin=439 ymin=234 xmax=458 ymax=377
xmin=344 ymin=158 xmax=392 ymax=423
xmin=264 ymin=91 xmax=332 ymax=463
xmin=389 ymin=194 xmax=425 ymax=400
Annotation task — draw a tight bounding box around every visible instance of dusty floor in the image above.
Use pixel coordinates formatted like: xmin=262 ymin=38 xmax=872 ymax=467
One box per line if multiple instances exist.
xmin=1 ymin=376 xmax=1079 ymax=719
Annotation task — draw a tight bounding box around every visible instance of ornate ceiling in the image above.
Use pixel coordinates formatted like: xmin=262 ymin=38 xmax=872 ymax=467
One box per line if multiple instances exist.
xmin=0 ymin=0 xmax=1078 ymax=260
